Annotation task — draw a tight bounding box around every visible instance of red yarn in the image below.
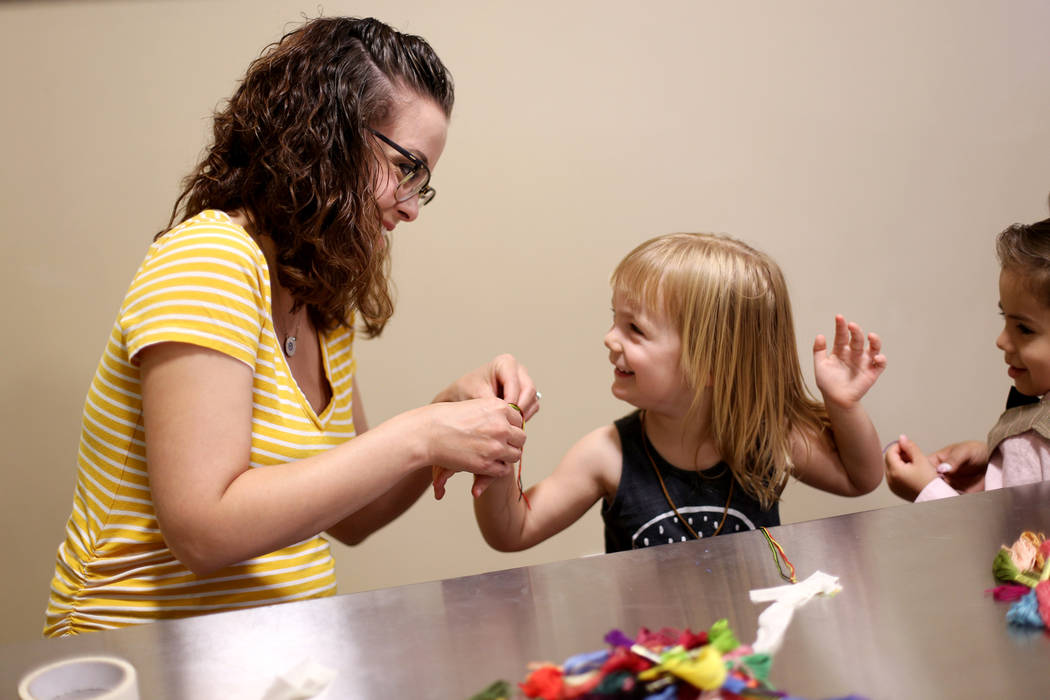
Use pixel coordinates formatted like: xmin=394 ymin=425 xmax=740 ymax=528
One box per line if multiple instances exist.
xmin=635 ymin=627 xmax=678 ymax=648
xmin=599 ymin=646 xmax=653 ymax=674
xmin=519 ymin=665 xmax=565 ymax=700
xmin=1035 ymin=580 xmax=1050 ymax=627
xmin=677 ymin=629 xmax=709 ymax=649
xmin=986 ymin=583 xmax=1033 ymax=601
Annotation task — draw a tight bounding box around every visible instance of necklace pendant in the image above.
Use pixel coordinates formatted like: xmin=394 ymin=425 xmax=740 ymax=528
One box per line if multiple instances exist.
xmin=284 ymin=335 xmax=297 ymax=357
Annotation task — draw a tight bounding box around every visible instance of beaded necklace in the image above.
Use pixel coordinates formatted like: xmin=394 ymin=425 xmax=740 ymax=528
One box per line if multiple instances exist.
xmin=639 ymin=410 xmax=732 ymax=539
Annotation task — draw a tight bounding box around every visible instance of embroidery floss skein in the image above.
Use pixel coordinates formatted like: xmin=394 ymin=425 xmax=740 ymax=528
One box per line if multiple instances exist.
xmin=500 ymin=615 xmax=866 ymax=700
xmin=760 ymin=527 xmax=797 ymax=583
xmin=989 ymin=530 xmax=1050 ymax=630
xmin=506 ymin=403 xmax=531 ymax=509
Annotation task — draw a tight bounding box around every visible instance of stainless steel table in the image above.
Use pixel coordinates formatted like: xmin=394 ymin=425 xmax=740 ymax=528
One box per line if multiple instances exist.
xmin=7 ymin=482 xmax=1050 ymax=698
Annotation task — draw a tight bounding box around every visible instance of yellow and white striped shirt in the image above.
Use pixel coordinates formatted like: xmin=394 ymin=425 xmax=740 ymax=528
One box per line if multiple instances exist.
xmin=45 ymin=210 xmax=355 ymax=636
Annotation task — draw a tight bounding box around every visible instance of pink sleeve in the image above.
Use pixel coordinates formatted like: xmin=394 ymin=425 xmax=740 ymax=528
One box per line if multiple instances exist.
xmin=915 ymin=477 xmax=959 ymax=502
xmin=989 ymin=431 xmax=1050 ymax=488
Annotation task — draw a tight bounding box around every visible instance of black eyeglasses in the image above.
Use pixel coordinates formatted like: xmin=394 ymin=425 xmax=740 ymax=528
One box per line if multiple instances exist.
xmin=369 ymin=129 xmax=435 ymax=206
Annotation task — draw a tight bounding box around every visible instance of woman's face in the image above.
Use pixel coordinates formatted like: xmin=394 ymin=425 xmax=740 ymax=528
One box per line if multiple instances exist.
xmin=371 ymin=91 xmax=449 ymax=234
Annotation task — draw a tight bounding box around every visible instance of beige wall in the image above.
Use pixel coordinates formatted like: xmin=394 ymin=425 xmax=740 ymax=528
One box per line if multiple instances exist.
xmin=2 ymin=0 xmax=1048 ymax=644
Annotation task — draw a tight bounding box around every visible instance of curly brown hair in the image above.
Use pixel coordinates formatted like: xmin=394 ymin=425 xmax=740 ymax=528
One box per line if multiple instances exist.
xmin=997 ymin=216 xmax=1050 ymax=308
xmin=166 ymin=16 xmax=454 ymax=336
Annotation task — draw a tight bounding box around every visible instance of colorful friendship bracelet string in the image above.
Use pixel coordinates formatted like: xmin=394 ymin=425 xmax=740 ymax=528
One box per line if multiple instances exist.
xmin=988 ymin=529 xmax=1050 ymax=628
xmin=760 ymin=527 xmax=797 ymax=584
xmin=507 ymin=403 xmax=531 ymax=509
xmin=468 ymin=618 xmax=865 ymax=700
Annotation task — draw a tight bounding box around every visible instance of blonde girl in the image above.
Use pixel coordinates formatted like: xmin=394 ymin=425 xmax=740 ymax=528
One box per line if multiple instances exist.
xmin=474 ymin=233 xmax=886 ymax=552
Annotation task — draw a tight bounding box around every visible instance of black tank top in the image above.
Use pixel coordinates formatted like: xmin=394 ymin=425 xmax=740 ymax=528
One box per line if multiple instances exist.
xmin=601 ymin=410 xmax=780 ymax=553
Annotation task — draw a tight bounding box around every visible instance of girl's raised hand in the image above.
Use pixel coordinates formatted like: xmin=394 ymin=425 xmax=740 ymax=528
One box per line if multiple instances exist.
xmin=812 ymin=315 xmax=887 ymax=408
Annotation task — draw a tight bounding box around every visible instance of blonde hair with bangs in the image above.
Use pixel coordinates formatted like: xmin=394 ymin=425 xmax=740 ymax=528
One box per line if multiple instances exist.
xmin=611 ymin=233 xmax=830 ymax=508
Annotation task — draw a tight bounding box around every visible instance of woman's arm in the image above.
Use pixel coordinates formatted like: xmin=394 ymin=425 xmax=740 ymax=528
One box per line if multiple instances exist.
xmin=791 ymin=316 xmax=886 ymax=496
xmin=324 ymin=377 xmax=432 ymax=546
xmin=142 ymin=343 xmax=524 ymax=575
xmin=473 ymin=424 xmax=620 ymax=552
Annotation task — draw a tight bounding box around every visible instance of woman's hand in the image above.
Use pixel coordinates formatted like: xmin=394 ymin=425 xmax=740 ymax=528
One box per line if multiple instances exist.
xmin=884 ymin=434 xmax=939 ymax=501
xmin=434 ymin=353 xmax=540 ymax=420
xmin=813 ymin=315 xmax=886 ymax=409
xmin=417 ymin=398 xmax=524 ymax=477
xmin=431 ymin=354 xmax=539 ymax=499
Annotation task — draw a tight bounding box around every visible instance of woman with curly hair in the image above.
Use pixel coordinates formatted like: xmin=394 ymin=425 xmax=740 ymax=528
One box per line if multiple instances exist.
xmin=44 ymin=16 xmax=538 ymax=636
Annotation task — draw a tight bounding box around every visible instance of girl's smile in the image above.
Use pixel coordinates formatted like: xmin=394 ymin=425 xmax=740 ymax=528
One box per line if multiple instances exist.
xmin=997 ymin=267 xmax=1050 ymax=397
xmin=604 ymin=293 xmax=691 ymax=416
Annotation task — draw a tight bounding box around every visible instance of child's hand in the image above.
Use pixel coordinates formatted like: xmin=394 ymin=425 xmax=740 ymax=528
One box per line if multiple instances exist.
xmin=813 ymin=315 xmax=886 ymax=409
xmin=432 ymin=465 xmax=452 ymax=499
xmin=884 ymin=434 xmax=939 ymax=501
xmin=930 ymin=440 xmax=989 ymax=493
xmin=432 ymin=467 xmax=495 ymax=500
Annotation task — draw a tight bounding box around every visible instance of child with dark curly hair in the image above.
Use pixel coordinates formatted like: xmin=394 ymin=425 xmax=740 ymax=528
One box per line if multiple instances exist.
xmin=886 ymin=215 xmax=1050 ymax=501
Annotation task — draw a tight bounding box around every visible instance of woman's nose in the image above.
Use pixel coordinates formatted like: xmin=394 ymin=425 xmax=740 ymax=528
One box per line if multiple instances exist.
xmin=397 ymin=195 xmax=421 ymax=222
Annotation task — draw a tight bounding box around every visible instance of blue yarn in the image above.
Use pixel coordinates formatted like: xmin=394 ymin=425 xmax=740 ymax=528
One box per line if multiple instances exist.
xmin=561 ymin=648 xmax=610 ymax=674
xmin=1006 ymin=589 xmax=1045 ymax=628
xmin=721 ymin=676 xmax=748 ymax=694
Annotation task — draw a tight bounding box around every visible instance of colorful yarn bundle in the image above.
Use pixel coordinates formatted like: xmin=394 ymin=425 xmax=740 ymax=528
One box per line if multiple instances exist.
xmin=507 ymin=403 xmax=532 ymax=509
xmin=759 ymin=528 xmax=796 ymax=584
xmin=988 ymin=530 xmax=1050 ymax=628
xmin=501 ymin=620 xmax=862 ymax=700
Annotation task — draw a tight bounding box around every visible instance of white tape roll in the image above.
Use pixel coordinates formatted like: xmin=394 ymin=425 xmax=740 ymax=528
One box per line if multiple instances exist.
xmin=18 ymin=655 xmax=139 ymax=700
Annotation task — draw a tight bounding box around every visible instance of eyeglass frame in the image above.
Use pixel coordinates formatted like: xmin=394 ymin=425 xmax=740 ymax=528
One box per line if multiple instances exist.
xmin=368 ymin=129 xmax=436 ymax=205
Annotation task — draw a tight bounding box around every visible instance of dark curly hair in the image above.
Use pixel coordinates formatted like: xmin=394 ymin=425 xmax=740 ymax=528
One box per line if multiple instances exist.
xmin=166 ymin=16 xmax=454 ymax=336
xmin=997 ymin=215 xmax=1050 ymax=307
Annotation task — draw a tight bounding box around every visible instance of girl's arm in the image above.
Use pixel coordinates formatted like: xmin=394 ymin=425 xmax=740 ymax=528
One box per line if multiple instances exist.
xmin=473 ymin=424 xmax=621 ymax=552
xmin=142 ymin=343 xmax=527 ymax=575
xmin=791 ymin=315 xmax=886 ymax=496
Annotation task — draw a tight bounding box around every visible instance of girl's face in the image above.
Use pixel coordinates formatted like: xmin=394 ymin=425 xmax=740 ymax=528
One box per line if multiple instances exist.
xmin=996 ymin=267 xmax=1050 ymax=397
xmin=604 ymin=291 xmax=692 ymax=416
xmin=371 ymin=91 xmax=449 ymax=236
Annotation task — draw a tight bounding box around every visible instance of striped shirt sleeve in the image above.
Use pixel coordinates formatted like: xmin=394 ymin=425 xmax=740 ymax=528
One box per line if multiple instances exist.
xmin=120 ymin=216 xmax=267 ymax=368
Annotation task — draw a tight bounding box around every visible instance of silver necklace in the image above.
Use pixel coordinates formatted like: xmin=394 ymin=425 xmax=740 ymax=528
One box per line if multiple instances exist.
xmin=281 ymin=307 xmax=303 ymax=358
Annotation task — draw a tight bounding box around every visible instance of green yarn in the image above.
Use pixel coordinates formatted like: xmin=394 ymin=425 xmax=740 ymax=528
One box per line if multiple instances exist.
xmin=593 ymin=670 xmax=634 ymax=693
xmin=466 ymin=680 xmax=511 ymax=700
xmin=707 ymin=619 xmax=740 ymax=653
xmin=994 ymin=548 xmax=1038 ymax=587
xmin=739 ymin=653 xmax=773 ymax=682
